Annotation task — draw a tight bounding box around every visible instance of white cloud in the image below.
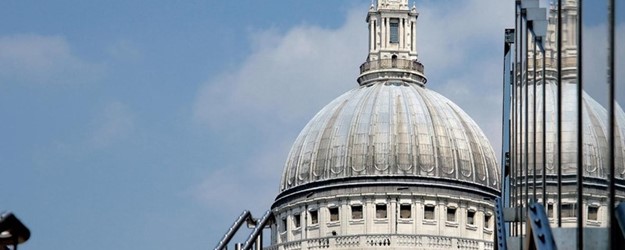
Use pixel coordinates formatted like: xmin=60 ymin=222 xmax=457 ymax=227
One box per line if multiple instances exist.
xmin=194 ymin=11 xmax=366 ymax=131
xmin=107 ymin=39 xmax=143 ymax=62
xmin=0 ymin=34 xmax=101 ymax=85
xmin=193 ymin=0 xmax=514 ymax=217
xmin=89 ymin=101 xmax=136 ymax=148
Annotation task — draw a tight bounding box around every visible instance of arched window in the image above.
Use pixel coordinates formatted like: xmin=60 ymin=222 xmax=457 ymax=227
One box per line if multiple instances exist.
xmin=391 ymin=55 xmax=398 ymax=68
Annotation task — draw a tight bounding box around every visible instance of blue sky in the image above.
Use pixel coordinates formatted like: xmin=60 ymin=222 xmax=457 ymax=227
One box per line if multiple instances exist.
xmin=1 ymin=0 xmax=623 ymax=249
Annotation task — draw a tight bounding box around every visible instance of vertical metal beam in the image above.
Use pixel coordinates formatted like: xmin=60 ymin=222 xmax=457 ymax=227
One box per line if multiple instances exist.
xmin=615 ymin=203 xmax=625 ymax=242
xmin=520 ymin=11 xmax=526 ymax=238
xmin=498 ymin=25 xmax=516 ymax=240
xmin=542 ymin=39 xmax=547 ymax=206
xmin=513 ymin=2 xmax=520 ymax=236
xmin=576 ymin=0 xmax=584 ymax=248
xmin=533 ymin=34 xmax=538 ymax=202
xmin=503 ymin=28 xmax=515 ymax=217
xmin=608 ymin=0 xmax=617 ymax=248
xmin=496 ymin=198 xmax=508 ymax=250
xmin=524 ymin=14 xmax=530 ymax=212
xmin=556 ymin=0 xmax=563 ymax=228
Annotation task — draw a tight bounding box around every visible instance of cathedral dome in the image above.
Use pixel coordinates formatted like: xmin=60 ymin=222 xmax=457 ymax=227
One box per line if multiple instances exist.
xmin=278 ymin=81 xmax=500 ymax=195
xmin=267 ymin=1 xmax=500 ymax=247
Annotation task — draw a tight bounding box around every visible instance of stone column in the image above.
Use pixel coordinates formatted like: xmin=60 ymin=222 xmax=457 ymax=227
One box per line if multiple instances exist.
xmin=319 ymin=204 xmax=326 ymax=237
xmin=382 ymin=18 xmax=387 ymax=49
xmin=369 ymin=19 xmax=375 ymax=52
xmin=399 ymin=18 xmax=404 ymax=49
xmin=298 ymin=210 xmax=304 ymax=241
xmin=376 ymin=19 xmax=381 ymax=53
xmin=340 ymin=199 xmax=348 ymax=235
xmin=390 ymin=198 xmax=397 ymax=233
xmin=365 ymin=198 xmax=373 ymax=234
xmin=413 ymin=21 xmax=418 ymax=55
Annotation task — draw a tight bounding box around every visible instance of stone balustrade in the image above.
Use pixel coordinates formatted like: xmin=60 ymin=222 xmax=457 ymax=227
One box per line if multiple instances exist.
xmin=264 ymin=234 xmax=494 ymax=250
xmin=357 ymin=59 xmax=427 ymax=85
xmin=359 ymin=59 xmax=425 ymax=74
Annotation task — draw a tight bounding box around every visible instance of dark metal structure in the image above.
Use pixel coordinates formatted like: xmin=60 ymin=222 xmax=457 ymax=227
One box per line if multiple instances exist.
xmin=499 ymin=0 xmax=621 ymax=249
xmin=0 ymin=212 xmax=31 ymax=250
xmin=214 ymin=210 xmax=272 ymax=250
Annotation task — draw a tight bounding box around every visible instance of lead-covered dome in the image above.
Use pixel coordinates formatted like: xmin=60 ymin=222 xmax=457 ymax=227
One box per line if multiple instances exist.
xmin=279 ymin=81 xmax=500 ymax=193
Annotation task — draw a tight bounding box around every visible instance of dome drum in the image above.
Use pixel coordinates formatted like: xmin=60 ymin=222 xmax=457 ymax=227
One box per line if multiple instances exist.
xmin=270 ymin=183 xmax=497 ymax=248
xmin=273 ymin=176 xmax=500 ymax=209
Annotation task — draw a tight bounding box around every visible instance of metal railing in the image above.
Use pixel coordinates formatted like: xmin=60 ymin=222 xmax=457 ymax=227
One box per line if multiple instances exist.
xmin=500 ymin=0 xmax=621 ymax=249
xmin=515 ymin=56 xmax=578 ymax=71
xmin=215 ymin=210 xmax=255 ymax=250
xmin=242 ymin=211 xmax=273 ymax=250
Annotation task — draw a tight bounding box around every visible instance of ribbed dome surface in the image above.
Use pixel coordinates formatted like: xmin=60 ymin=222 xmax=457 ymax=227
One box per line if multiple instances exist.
xmin=280 ymin=81 xmax=500 ymax=192
xmin=521 ymin=80 xmax=625 ymax=178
